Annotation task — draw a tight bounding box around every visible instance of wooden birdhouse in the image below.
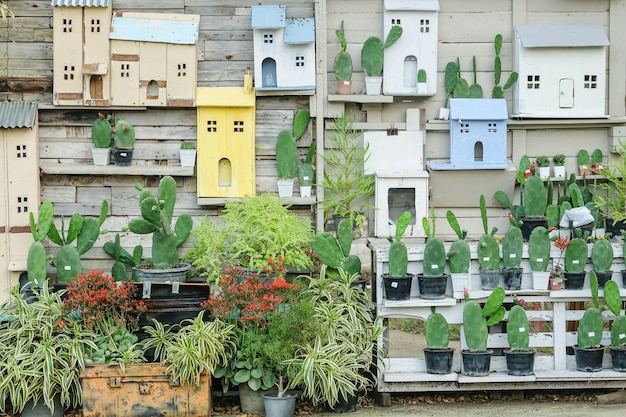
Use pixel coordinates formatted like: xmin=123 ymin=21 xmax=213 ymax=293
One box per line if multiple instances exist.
xmin=512 ymin=24 xmax=609 ymax=118
xmin=431 ymin=99 xmax=509 ymax=170
xmin=196 ymin=77 xmax=256 ymax=198
xmin=0 ymin=102 xmax=40 ymax=302
xmin=251 ymin=5 xmax=316 ymax=93
xmin=383 ymin=0 xmax=439 ymax=96
xmin=52 ymin=0 xmax=112 ymax=106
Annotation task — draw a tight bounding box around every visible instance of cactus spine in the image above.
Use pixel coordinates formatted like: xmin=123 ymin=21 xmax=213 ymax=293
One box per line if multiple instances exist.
xmin=91 ymin=113 xmax=112 ymax=148
xmin=591 ymin=239 xmax=614 ymax=272
xmin=388 ymin=211 xmax=411 ymax=277
xmin=577 ymin=272 xmax=603 ymax=348
xmin=528 ymin=226 xmax=550 ymax=272
xmin=463 ymin=287 xmax=505 ymax=351
xmin=311 ymin=219 xmax=361 ymax=276
xmin=507 ymin=304 xmax=530 ymax=350
xmin=128 ymin=176 xmax=192 ymax=267
xmin=502 ymin=226 xmax=523 ymax=269
xmin=565 ymin=237 xmax=588 ymax=273
xmin=446 ymin=210 xmax=470 ymax=274
xmin=425 ymin=308 xmax=449 ymax=349
xmin=114 ymin=116 xmax=135 ymax=149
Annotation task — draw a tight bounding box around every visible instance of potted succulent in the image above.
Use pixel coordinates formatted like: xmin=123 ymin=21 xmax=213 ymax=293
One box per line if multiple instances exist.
xmin=417 ymin=69 xmax=427 ymax=94
xmin=446 ymin=210 xmax=471 ymax=296
xmin=501 ymin=224 xmax=524 ymax=290
xmin=528 ymin=226 xmax=551 ymax=290
xmin=605 ymin=279 xmax=626 ymax=371
xmin=112 ymin=116 xmax=135 ymax=166
xmin=577 ymin=149 xmax=591 ymax=176
xmin=591 ymin=148 xmax=604 ymax=173
xmin=179 ymin=141 xmax=196 ymax=168
xmin=593 ymin=140 xmax=626 ymax=237
xmin=276 ymin=110 xmax=310 ymax=198
xmin=564 ymin=236 xmax=588 ymax=289
xmin=298 ymin=143 xmax=315 ymax=198
xmin=591 ymin=238 xmax=614 ymax=287
xmin=382 ymin=211 xmax=413 ymax=301
xmin=318 ymin=113 xmax=374 ymax=232
xmin=91 ymin=113 xmax=112 ymax=166
xmin=334 ymin=20 xmax=353 ymax=95
xmin=184 ymin=194 xmax=313 ymax=284
xmin=536 ymin=155 xmax=551 ymax=180
xmin=553 ymin=153 xmax=566 ymax=178
xmin=574 ymin=271 xmax=605 ymax=371
xmin=125 ymin=176 xmax=193 ymax=282
xmin=461 ymin=287 xmax=505 ymax=376
xmin=418 ymin=212 xmax=448 ymax=299
xmin=477 ymin=195 xmax=501 ymax=290
xmin=360 ymin=25 xmax=403 ymax=95
xmin=423 ymin=307 xmax=454 ymax=374
xmin=504 ymin=296 xmax=535 ymax=376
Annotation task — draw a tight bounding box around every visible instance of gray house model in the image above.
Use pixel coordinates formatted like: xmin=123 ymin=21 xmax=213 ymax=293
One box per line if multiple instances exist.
xmin=512 ymin=24 xmax=609 ymax=118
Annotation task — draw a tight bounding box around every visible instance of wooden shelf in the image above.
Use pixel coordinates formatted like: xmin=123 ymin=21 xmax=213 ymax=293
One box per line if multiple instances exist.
xmin=39 ymin=161 xmax=195 ymax=176
xmin=197 ymin=196 xmax=316 ymax=206
xmin=327 ymin=94 xmax=394 ymax=104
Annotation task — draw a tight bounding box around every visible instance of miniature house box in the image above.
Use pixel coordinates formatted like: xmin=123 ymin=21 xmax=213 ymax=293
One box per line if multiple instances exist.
xmin=0 ymin=102 xmax=40 ymax=302
xmin=109 ymin=12 xmax=199 ymax=107
xmin=512 ymin=24 xmax=609 ymax=118
xmin=196 ymin=75 xmax=256 ymax=199
xmin=364 ymin=109 xmax=429 ymax=238
xmin=383 ymin=0 xmax=439 ymax=96
xmin=52 ymin=0 xmax=112 ymax=106
xmin=430 ymin=98 xmax=509 ymax=170
xmin=251 ymin=5 xmax=316 ymax=93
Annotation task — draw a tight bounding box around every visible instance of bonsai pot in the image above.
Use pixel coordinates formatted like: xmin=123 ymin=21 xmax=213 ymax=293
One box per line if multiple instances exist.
xmin=479 ymin=268 xmax=500 ymax=290
xmin=504 ymin=349 xmax=535 ymax=376
xmin=417 ymin=273 xmax=448 ymax=299
xmin=564 ymin=272 xmax=585 ymax=290
xmin=461 ymin=350 xmax=493 ymax=377
xmin=112 ymin=148 xmax=133 ymax=166
xmin=574 ymin=345 xmax=604 ymax=372
xmin=502 ymin=268 xmax=523 ymax=290
xmin=610 ymin=346 xmax=626 ymax=372
xmin=593 ymin=270 xmax=613 ymax=288
xmin=382 ymin=274 xmax=413 ymax=301
xmin=423 ymin=348 xmax=455 ymax=374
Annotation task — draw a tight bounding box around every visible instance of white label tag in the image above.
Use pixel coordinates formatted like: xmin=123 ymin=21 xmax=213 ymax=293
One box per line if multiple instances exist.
xmin=519 ymin=327 xmax=526 ymax=332
xmin=537 ymin=258 xmax=544 ymax=262
xmin=509 ymin=254 xmax=516 ymax=259
xmin=573 ymin=260 xmax=580 ymax=264
xmin=431 ymin=264 xmax=438 ymax=269
xmin=342 ymin=80 xmax=350 ymax=85
xmin=620 ymin=334 xmax=626 ymax=340
xmin=588 ymin=332 xmax=595 ymax=337
xmin=303 ymin=176 xmax=309 ymax=181
xmin=483 ymin=257 xmax=490 ymax=261
xmin=391 ymin=282 xmax=398 ymax=288
xmin=64 ymin=265 xmax=71 ymax=270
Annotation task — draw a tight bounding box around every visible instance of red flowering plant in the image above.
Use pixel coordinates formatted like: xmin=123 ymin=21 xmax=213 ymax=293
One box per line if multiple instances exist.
xmin=204 ymin=261 xmax=303 ymax=393
xmin=63 ymin=269 xmax=147 ymax=366
xmin=550 ymin=235 xmax=570 ymax=284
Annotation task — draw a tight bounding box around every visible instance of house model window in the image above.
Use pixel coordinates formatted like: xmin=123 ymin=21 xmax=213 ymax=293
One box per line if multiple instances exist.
xmin=404 ymin=56 xmax=417 ymax=88
xmin=17 ymin=196 xmax=28 ymax=214
xmin=177 ymin=63 xmax=187 ymax=77
xmin=207 ymin=120 xmax=217 ymax=133
xmin=295 ymin=55 xmax=304 ymax=67
xmin=264 ymin=34 xmax=274 ymax=43
xmin=527 ymin=75 xmax=540 ymax=89
xmin=16 ymin=144 xmax=26 ymax=158
xmin=120 ymin=64 xmax=130 ymax=78
xmin=388 ymin=188 xmax=416 ymax=226
xmin=63 ymin=66 xmax=75 ymax=80
xmin=584 ymin=75 xmax=597 ymax=88
xmin=233 ymin=121 xmax=244 ymax=133
xmin=420 ymin=19 xmax=430 ymax=32
xmin=90 ymin=19 xmax=101 ymax=32
xmin=62 ymin=18 xmax=72 ymax=32
xmin=392 ymin=18 xmax=401 ymax=24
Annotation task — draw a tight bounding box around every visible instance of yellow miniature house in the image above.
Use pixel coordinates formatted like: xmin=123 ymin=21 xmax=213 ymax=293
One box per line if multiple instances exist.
xmin=196 ymin=79 xmax=256 ymax=198
xmin=0 ymin=102 xmax=40 ymax=302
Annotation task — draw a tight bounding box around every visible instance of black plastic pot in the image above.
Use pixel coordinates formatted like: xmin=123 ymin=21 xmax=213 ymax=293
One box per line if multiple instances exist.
xmin=504 ymin=349 xmax=535 ymax=376
xmin=594 ymin=270 xmax=613 ymax=288
xmin=502 ymin=268 xmax=523 ymax=290
xmin=564 ymin=272 xmax=586 ymax=290
xmin=326 ymin=392 xmax=357 ymax=413
xmin=610 ymin=346 xmax=626 ymax=372
xmin=572 ymin=221 xmax=594 ymax=239
xmin=112 ymin=148 xmax=133 ymax=166
xmin=605 ymin=218 xmax=626 ymax=239
xmin=461 ymin=350 xmax=493 ymax=376
xmin=622 ymin=270 xmax=626 ymax=288
xmin=520 ymin=217 xmax=547 ymax=242
xmin=479 ymin=269 xmax=500 ymax=290
xmin=382 ymin=274 xmax=413 ymax=301
xmin=417 ymin=274 xmax=448 ymax=300
xmin=574 ymin=345 xmax=604 ymax=372
xmin=423 ymin=348 xmax=455 ymax=374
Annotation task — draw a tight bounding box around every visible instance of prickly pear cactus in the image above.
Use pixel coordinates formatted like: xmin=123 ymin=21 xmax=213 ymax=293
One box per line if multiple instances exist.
xmin=360 ymin=25 xmax=403 ymax=77
xmin=423 ymin=237 xmax=446 ymax=277
xmin=528 ymin=227 xmax=550 ymax=272
xmin=27 ymin=202 xmax=55 ymax=285
xmin=483 ymin=287 xmax=506 ymax=326
xmin=507 ymin=305 xmax=530 ymax=350
xmin=502 ymin=227 xmax=523 ymax=269
xmin=591 ymin=239 xmax=614 ymax=272
xmin=477 ymin=234 xmax=500 ymax=270
xmin=91 ymin=113 xmax=112 ymax=148
xmin=276 ymin=130 xmax=298 ymax=179
xmin=612 ymin=315 xmax=626 ymax=347
xmin=546 ymin=204 xmax=559 ymax=228
xmin=604 ymin=280 xmax=622 ymax=317
xmin=577 ymin=307 xmax=603 ymax=348
xmin=311 ymin=232 xmax=343 ymax=269
xmin=448 ymin=239 xmax=470 ymax=274
xmin=524 ymin=175 xmax=547 ymax=218
xmin=114 ymin=116 xmax=135 ymax=149
xmin=463 ymin=300 xmax=488 ymax=351
xmin=565 ymin=237 xmax=588 ymax=273
xmin=388 ymin=240 xmax=408 ymax=277
xmin=56 ymin=245 xmax=82 ymax=283
xmin=425 ymin=309 xmax=450 ymax=349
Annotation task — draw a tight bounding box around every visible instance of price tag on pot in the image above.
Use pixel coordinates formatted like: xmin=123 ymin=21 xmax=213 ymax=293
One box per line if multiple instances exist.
xmin=391 ymin=282 xmax=398 ymax=288
xmin=303 ymin=176 xmax=309 ymax=181
xmin=64 ymin=265 xmax=71 ymax=270
xmin=431 ymin=264 xmax=438 ymax=269
xmin=537 ymin=257 xmax=544 ymax=262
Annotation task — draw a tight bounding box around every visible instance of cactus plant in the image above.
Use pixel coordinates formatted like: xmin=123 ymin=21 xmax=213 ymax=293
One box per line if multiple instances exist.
xmin=565 ymin=237 xmax=588 ymax=273
xmin=276 ymin=110 xmax=311 ymax=180
xmin=477 ymin=195 xmax=500 ymax=271
xmin=311 ymin=219 xmax=361 ymax=276
xmin=507 ymin=303 xmax=530 ymax=350
xmin=502 ymin=226 xmax=523 ymax=269
xmin=591 ymin=239 xmax=614 ymax=273
xmin=492 ymin=34 xmax=519 ymax=98
xmin=606 ymin=277 xmax=626 ymax=348
xmin=26 ymin=201 xmax=54 ymax=286
xmin=421 ymin=214 xmax=446 ymax=277
xmin=523 ymin=175 xmax=547 ymax=218
xmin=333 ymin=21 xmax=352 ymax=82
xmin=463 ymin=287 xmax=506 ymax=351
xmin=577 ymin=272 xmax=603 ymax=349
xmin=114 ymin=116 xmax=135 ymax=149
xmin=446 ymin=210 xmax=470 ymax=274
xmin=387 ymin=211 xmax=411 ymax=277
xmin=528 ymin=227 xmax=550 ymax=272
xmin=425 ymin=307 xmax=449 ymax=349
xmin=299 ymin=143 xmax=315 ymax=187
xmin=127 ymin=176 xmax=193 ymax=267
xmin=360 ymin=25 xmax=403 ymax=77
xmin=417 ymin=69 xmax=427 ymax=84
xmin=91 ymin=113 xmax=112 ymax=148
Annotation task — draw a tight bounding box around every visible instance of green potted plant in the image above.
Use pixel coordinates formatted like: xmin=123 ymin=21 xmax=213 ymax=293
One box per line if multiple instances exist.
xmin=461 ymin=287 xmax=505 ymax=376
xmin=553 ymin=153 xmax=566 ymax=178
xmin=334 ymin=20 xmax=353 ymax=95
xmin=360 ymin=25 xmax=403 ymax=95
xmin=564 ymin=236 xmax=588 ymax=289
xmin=417 ymin=68 xmax=427 ymax=94
xmin=276 ymin=110 xmax=310 ymax=198
xmin=528 ymin=226 xmax=551 ymax=290
xmin=491 ymin=33 xmax=519 ymax=98
xmin=418 ymin=211 xmax=448 ymax=299
xmin=423 ymin=307 xmax=454 ymax=374
xmin=298 ymin=143 xmax=315 ymax=198
xmin=574 ymin=271 xmax=605 ymax=371
xmin=382 ymin=211 xmax=412 ymax=300
xmin=311 ymin=218 xmax=363 ymax=279
xmin=591 ymin=238 xmax=614 ymax=287
xmin=577 ymin=149 xmax=590 ymax=176
xmin=591 ymin=148 xmax=604 ymax=173
xmin=125 ymin=175 xmax=193 ymax=282
xmin=446 ymin=210 xmax=471 ymax=296
xmin=502 ymin=224 xmax=524 ymax=290
xmin=477 ymin=195 xmax=501 ymax=289
xmin=179 ymin=141 xmax=196 ymax=168
xmin=112 ymin=116 xmax=135 ymax=166
xmin=536 ymin=155 xmax=551 ymax=179
xmin=504 ymin=296 xmax=535 ymax=376
xmin=183 ymin=193 xmax=313 ymax=284
xmin=605 ymin=279 xmax=626 ymax=371
xmin=91 ymin=113 xmax=112 ymax=166
xmin=318 ymin=113 xmax=374 ymax=232
xmin=593 ymin=140 xmax=626 ymax=237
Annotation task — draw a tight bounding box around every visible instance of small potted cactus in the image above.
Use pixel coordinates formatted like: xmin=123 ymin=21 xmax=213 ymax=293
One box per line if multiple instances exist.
xmin=461 ymin=287 xmax=505 ymax=376
xmin=591 ymin=148 xmax=604 ymax=173
xmin=574 ymin=271 xmax=605 ymax=371
xmin=577 ymin=149 xmax=591 ymax=176
xmin=276 ymin=110 xmax=310 ymax=197
xmin=423 ymin=308 xmax=454 ymax=374
xmin=298 ymin=143 xmax=315 ymax=198
xmin=553 ymin=153 xmax=566 ymax=178
xmin=528 ymin=226 xmax=551 ymax=290
xmin=333 ymin=21 xmax=353 ymax=95
xmin=564 ymin=236 xmax=588 ymax=289
xmin=536 ymin=155 xmax=551 ymax=180
xmin=179 ymin=141 xmax=196 ymax=168
xmin=520 ymin=175 xmax=548 ymax=241
xmin=477 ymin=195 xmax=501 ymax=290
xmin=418 ymin=212 xmax=448 ymax=299
xmin=112 ymin=116 xmax=136 ymax=166
xmin=446 ymin=210 xmax=471 ymax=296
xmin=91 ymin=113 xmax=112 ymax=166
xmin=504 ymin=296 xmax=535 ymax=376
xmin=360 ymin=25 xmax=402 ymax=95
xmin=605 ymin=279 xmax=626 ymax=371
xmin=417 ymin=69 xmax=427 ymax=94
xmin=591 ymin=238 xmax=614 ymax=287
xmin=382 ymin=211 xmax=413 ymax=301
xmin=502 ymin=225 xmax=523 ymax=290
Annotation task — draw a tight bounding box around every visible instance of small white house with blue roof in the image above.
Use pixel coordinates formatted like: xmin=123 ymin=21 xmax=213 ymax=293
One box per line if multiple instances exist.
xmin=430 ymin=98 xmax=509 ymax=170
xmin=251 ymin=5 xmax=315 ymax=92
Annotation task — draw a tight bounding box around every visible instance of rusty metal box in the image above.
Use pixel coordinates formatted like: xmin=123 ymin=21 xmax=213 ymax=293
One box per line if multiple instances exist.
xmin=81 ymin=364 xmax=211 ymax=417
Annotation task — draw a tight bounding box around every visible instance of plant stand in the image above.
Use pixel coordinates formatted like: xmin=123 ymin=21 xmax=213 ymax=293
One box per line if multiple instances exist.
xmin=504 ymin=350 xmax=535 ymax=376
xmin=423 ymin=348 xmax=455 ymax=374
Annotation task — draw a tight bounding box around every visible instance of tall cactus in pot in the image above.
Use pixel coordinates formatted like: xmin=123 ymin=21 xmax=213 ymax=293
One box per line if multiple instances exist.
xmin=463 ymin=287 xmax=506 ymax=352
xmin=477 ymin=195 xmax=500 ymax=289
xmin=387 ymin=211 xmax=412 ymax=277
xmin=446 ymin=210 xmax=470 ymax=274
xmin=27 ymin=202 xmax=54 ymax=286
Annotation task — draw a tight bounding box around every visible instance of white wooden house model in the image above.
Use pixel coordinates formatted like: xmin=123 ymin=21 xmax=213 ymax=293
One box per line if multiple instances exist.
xmin=383 ymin=0 xmax=439 ymax=96
xmin=512 ymin=24 xmax=609 ymax=118
xmin=251 ymin=5 xmax=316 ymax=92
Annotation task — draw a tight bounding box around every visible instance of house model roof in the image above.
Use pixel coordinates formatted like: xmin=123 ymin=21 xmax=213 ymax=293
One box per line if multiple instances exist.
xmin=449 ymin=99 xmax=508 ymax=121
xmin=251 ymin=5 xmax=286 ymax=29
xmin=110 ymin=14 xmax=200 ymax=44
xmin=50 ymin=0 xmax=109 ymax=7
xmin=0 ymin=101 xmax=38 ymax=129
xmin=516 ymin=24 xmax=609 ymax=47
xmin=284 ymin=18 xmax=315 ymax=44
xmin=384 ymin=0 xmax=439 ymax=11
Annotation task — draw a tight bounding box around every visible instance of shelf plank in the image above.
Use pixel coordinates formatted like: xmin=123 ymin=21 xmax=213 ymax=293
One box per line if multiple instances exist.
xmin=197 ymin=197 xmax=316 ymax=206
xmin=40 ymin=161 xmax=194 ymax=176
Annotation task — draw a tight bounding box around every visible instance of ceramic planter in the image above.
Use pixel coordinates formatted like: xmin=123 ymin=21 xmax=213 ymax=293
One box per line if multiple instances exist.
xmin=91 ymin=147 xmax=110 ymax=166
xmin=553 ymin=165 xmax=566 ymax=178
xmin=531 ymin=270 xmax=550 ymax=291
xmin=417 ymin=82 xmax=427 ymax=94
xmin=262 ymin=393 xmax=297 ymax=417
xmin=180 ymin=149 xmax=197 ymax=167
xmin=364 ymin=76 xmax=382 ymax=95
xmin=300 ymin=185 xmax=312 ymax=198
xmin=537 ymin=166 xmax=550 ymax=180
xmin=337 ymin=80 xmax=352 ymax=95
xmin=549 ymin=277 xmax=562 ymax=290
xmin=239 ymin=384 xmax=276 ymax=415
xmin=450 ymin=272 xmax=471 ymax=296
